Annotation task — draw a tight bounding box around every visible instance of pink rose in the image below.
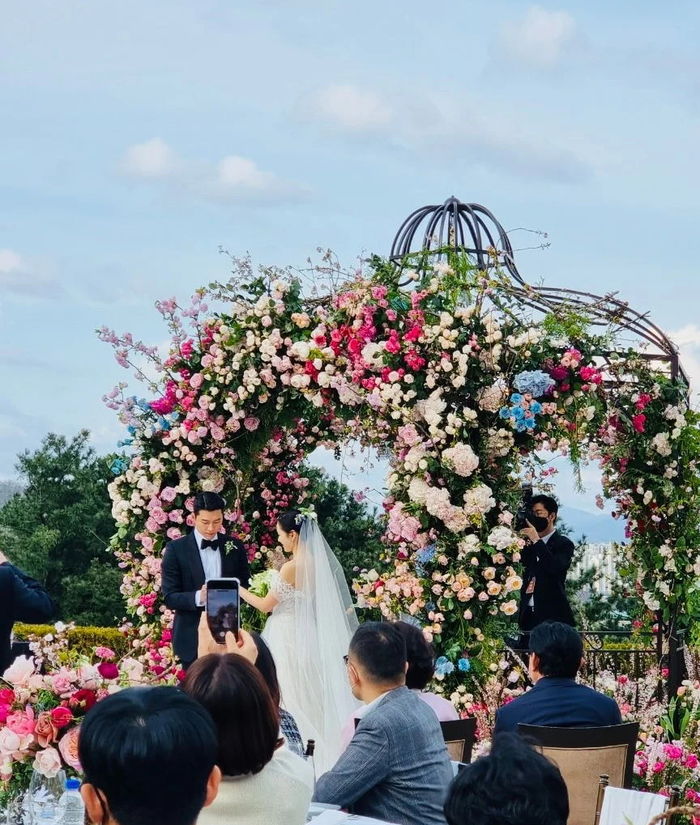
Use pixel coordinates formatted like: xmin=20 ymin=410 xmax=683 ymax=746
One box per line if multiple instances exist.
xmin=34 ymin=745 xmax=63 ymax=778
xmin=94 ymin=646 xmax=116 ymax=661
xmin=97 ymin=662 xmax=120 ymax=680
xmin=0 ymin=727 xmax=33 ymax=759
xmin=34 ymin=711 xmax=57 ymax=747
xmin=50 ymin=707 xmax=73 ymax=730
xmin=632 ymin=413 xmax=646 ymax=433
xmin=2 ymin=656 xmax=35 ymax=686
xmin=58 ymin=726 xmax=82 ymax=772
xmin=243 ymin=417 xmax=260 ymax=432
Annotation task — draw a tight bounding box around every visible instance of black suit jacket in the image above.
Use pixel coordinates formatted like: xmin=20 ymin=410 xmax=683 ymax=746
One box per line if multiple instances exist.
xmin=518 ymin=530 xmax=575 ymax=629
xmin=0 ymin=564 xmax=55 ymax=674
xmin=493 ymin=676 xmax=622 ymax=734
xmin=161 ymin=532 xmax=250 ymax=666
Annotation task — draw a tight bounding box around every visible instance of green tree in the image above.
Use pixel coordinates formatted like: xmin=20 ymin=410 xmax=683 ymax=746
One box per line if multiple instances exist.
xmin=303 ymin=465 xmax=385 ymax=585
xmin=0 ymin=431 xmax=124 ymax=626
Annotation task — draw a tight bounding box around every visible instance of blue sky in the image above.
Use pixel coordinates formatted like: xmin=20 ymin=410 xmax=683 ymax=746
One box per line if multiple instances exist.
xmin=2 ymin=0 xmax=699 ymax=537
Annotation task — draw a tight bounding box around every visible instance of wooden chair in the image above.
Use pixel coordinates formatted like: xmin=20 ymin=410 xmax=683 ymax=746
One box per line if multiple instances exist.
xmin=517 ymin=723 xmax=639 ymax=825
xmin=595 ymin=775 xmax=681 ymax=825
xmin=441 ymin=718 xmax=477 ymax=764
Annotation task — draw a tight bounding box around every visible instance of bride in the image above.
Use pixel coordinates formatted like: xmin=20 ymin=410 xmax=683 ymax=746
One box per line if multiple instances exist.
xmin=239 ymin=509 xmax=359 ymax=774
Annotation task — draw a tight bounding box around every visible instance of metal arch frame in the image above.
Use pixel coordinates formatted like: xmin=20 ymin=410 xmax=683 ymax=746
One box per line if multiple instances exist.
xmin=389 ymin=196 xmax=688 ymax=385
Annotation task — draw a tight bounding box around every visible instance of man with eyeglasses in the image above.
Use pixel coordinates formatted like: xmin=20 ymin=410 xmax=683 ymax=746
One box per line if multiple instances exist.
xmin=314 ymin=621 xmax=452 ymax=825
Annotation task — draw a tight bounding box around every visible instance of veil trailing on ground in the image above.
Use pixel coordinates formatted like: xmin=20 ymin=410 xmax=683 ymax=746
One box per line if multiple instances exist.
xmin=293 ymin=514 xmax=359 ymax=772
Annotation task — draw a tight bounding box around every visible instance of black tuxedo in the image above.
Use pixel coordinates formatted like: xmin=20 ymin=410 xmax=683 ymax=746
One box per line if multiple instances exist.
xmin=0 ymin=564 xmax=55 ymax=673
xmin=161 ymin=532 xmax=250 ymax=667
xmin=518 ymin=530 xmax=575 ymax=631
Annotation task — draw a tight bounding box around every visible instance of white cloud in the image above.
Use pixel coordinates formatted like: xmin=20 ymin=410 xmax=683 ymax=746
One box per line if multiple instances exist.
xmin=499 ymin=6 xmax=576 ymax=68
xmin=119 ymin=141 xmax=306 ymax=204
xmin=669 ymin=324 xmax=700 ymax=401
xmin=120 ymin=137 xmax=181 ymax=179
xmin=297 ymin=83 xmax=595 ymax=183
xmin=302 ymin=84 xmax=393 ymax=133
xmin=0 ymin=249 xmax=62 ymax=299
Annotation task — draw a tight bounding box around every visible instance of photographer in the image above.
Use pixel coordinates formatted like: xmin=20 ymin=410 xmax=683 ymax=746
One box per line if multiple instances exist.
xmin=516 ymin=494 xmax=575 ymax=646
xmin=0 ymin=549 xmax=55 ymax=673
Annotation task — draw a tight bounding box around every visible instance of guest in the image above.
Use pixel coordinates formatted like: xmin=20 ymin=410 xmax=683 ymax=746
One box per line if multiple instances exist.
xmin=78 ymin=686 xmax=221 ymax=825
xmin=444 ymin=732 xmax=569 ymax=825
xmin=182 ymin=652 xmax=313 ymax=825
xmin=0 ymin=549 xmax=55 ymax=674
xmin=340 ymin=620 xmax=458 ymax=749
xmin=314 ymin=621 xmax=452 ymax=825
xmin=250 ymin=630 xmax=305 ymax=756
xmin=517 ymin=494 xmax=576 ymax=643
xmin=162 ymin=492 xmax=251 ymax=668
xmin=494 ymin=621 xmax=622 ymax=734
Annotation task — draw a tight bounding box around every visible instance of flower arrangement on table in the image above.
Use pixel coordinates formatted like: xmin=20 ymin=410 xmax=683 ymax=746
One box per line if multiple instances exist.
xmin=0 ymin=624 xmax=163 ymax=806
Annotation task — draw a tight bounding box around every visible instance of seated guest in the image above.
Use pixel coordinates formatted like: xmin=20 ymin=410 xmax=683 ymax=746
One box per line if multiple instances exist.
xmin=314 ymin=621 xmax=452 ymax=825
xmin=494 ymin=621 xmax=622 ymax=734
xmin=183 ymin=652 xmax=313 ymax=825
xmin=79 ymin=686 xmax=221 ymax=825
xmin=340 ymin=620 xmax=458 ymax=749
xmin=250 ymin=630 xmax=305 ymax=756
xmin=444 ymin=732 xmax=569 ymax=825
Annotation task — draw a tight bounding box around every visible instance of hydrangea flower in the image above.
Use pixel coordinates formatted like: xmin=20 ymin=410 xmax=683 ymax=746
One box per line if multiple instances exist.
xmin=435 ymin=656 xmax=455 ymax=677
xmin=512 ymin=370 xmax=555 ymax=397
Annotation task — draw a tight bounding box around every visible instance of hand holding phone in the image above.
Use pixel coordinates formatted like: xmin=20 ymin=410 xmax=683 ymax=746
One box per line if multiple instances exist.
xmin=206 ymin=578 xmax=240 ymax=644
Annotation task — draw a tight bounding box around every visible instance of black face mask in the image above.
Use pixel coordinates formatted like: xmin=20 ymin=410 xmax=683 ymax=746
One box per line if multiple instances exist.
xmin=524 ymin=512 xmax=550 ymax=533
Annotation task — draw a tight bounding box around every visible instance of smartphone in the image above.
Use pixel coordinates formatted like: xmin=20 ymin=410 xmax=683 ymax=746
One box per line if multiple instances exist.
xmin=206 ymin=578 xmax=240 ymax=643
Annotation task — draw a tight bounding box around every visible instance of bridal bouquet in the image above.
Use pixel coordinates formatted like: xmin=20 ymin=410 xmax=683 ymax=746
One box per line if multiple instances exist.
xmin=0 ymin=624 xmax=158 ymax=806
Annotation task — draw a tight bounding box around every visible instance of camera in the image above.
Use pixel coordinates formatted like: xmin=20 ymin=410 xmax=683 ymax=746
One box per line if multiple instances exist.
xmin=514 ymin=485 xmax=549 ymax=533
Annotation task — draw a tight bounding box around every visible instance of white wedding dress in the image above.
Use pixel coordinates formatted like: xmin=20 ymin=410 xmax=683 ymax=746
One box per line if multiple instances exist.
xmin=261 ymin=518 xmax=358 ymax=775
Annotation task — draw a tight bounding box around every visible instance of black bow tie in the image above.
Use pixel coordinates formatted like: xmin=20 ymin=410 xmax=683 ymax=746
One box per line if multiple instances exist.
xmin=201 ymin=539 xmax=219 ymax=550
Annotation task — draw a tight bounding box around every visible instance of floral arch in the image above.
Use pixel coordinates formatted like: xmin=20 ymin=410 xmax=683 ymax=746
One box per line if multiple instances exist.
xmin=101 ymin=197 xmax=700 ymax=683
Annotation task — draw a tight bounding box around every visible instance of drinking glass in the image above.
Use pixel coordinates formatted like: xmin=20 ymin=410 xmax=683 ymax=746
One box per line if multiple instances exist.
xmin=26 ymin=769 xmax=66 ymax=825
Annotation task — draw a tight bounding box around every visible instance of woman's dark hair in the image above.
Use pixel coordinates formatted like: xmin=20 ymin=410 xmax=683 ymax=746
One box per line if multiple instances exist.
xmin=395 ymin=621 xmax=435 ymax=690
xmin=349 ymin=621 xmax=407 ymax=683
xmin=277 ymin=510 xmax=302 ymax=534
xmin=182 ymin=654 xmax=281 ymax=776
xmin=193 ymin=492 xmax=226 ymax=515
xmin=79 ymin=686 xmax=218 ymax=825
xmin=444 ymin=733 xmax=569 ymax=825
xmin=249 ymin=631 xmax=281 ymax=707
xmin=529 ymin=621 xmax=583 ymax=679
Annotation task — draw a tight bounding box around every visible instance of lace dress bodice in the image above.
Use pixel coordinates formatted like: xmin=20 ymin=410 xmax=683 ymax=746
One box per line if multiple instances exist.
xmin=270 ymin=571 xmax=300 ymax=617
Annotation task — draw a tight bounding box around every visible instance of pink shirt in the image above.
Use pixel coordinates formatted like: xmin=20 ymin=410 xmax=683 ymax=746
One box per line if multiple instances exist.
xmin=340 ymin=689 xmax=459 ymax=750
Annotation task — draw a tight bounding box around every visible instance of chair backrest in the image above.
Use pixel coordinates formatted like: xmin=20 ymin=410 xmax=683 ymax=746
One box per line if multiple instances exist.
xmin=440 ymin=718 xmax=477 ymax=764
xmin=517 ymin=723 xmax=639 ymax=825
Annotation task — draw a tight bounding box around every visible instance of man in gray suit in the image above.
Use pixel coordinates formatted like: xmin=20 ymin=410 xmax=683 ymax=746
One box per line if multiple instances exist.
xmin=314 ymin=622 xmax=452 ymax=825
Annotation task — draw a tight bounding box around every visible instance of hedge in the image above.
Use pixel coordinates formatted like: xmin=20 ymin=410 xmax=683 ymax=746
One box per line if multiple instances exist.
xmin=13 ymin=624 xmax=132 ymax=658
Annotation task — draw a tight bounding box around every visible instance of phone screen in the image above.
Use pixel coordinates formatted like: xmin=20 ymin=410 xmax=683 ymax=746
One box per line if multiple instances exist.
xmin=206 ymin=578 xmax=240 ymax=643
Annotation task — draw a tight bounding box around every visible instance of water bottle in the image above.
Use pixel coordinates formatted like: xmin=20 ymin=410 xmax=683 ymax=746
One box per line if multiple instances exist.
xmin=58 ymin=778 xmax=84 ymax=825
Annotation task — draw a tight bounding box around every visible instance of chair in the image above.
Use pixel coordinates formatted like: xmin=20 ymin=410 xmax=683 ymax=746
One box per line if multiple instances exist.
xmin=440 ymin=718 xmax=477 ymax=764
xmin=596 ymin=777 xmax=681 ymax=825
xmin=517 ymin=723 xmax=639 ymax=825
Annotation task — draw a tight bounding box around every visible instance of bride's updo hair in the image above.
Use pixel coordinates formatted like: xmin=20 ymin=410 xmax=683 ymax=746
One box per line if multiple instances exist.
xmin=277 ymin=510 xmax=303 ymax=534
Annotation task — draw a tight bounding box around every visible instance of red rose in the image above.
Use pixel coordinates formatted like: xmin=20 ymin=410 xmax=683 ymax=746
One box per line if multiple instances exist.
xmin=97 ymin=662 xmax=120 ymax=680
xmin=0 ymin=704 xmax=10 ymax=724
xmin=69 ymin=689 xmax=98 ymax=711
xmin=50 ymin=706 xmax=73 ymax=729
xmin=0 ymin=689 xmax=15 ymax=704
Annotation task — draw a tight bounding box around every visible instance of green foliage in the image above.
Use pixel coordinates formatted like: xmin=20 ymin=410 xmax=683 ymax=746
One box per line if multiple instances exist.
xmin=0 ymin=432 xmax=125 ymax=626
xmin=13 ymin=624 xmax=131 ymax=657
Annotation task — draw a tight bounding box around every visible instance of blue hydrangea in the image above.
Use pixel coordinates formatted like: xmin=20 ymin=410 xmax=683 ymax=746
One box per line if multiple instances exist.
xmin=110 ymin=458 xmax=128 ymax=475
xmin=435 ymin=656 xmax=455 ymax=676
xmin=509 ymin=392 xmax=524 ymax=404
xmin=499 ymin=406 xmax=512 ymax=419
xmin=416 ymin=544 xmax=437 ymax=565
xmin=116 ymin=438 xmax=133 ymax=447
xmin=513 ymin=370 xmax=555 ymax=398
xmin=457 ymin=658 xmax=471 ymax=672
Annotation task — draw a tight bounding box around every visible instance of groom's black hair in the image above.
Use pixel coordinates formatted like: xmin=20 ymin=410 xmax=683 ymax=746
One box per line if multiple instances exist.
xmin=193 ymin=492 xmax=226 ymax=514
xmin=350 ymin=621 xmax=407 ymax=683
xmin=79 ymin=686 xmax=217 ymax=825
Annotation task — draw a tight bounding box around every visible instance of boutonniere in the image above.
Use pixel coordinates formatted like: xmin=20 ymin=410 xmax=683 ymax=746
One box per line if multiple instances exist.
xmin=223 ymin=539 xmax=237 ymax=555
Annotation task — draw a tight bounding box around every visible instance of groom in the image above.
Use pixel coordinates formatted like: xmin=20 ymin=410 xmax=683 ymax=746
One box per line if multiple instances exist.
xmin=161 ymin=492 xmax=250 ymax=669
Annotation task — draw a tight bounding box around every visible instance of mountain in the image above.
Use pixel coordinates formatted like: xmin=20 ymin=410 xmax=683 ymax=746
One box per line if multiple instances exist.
xmin=559 ymin=506 xmax=626 ymax=544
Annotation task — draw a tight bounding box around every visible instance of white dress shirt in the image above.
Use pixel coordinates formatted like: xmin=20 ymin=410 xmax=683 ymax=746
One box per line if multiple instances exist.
xmin=194 ymin=528 xmax=222 ymax=607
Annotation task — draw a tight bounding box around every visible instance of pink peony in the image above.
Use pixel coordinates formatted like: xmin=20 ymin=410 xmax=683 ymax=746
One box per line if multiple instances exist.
xmin=6 ymin=708 xmax=35 ymax=736
xmin=94 ymin=646 xmax=116 ymax=661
